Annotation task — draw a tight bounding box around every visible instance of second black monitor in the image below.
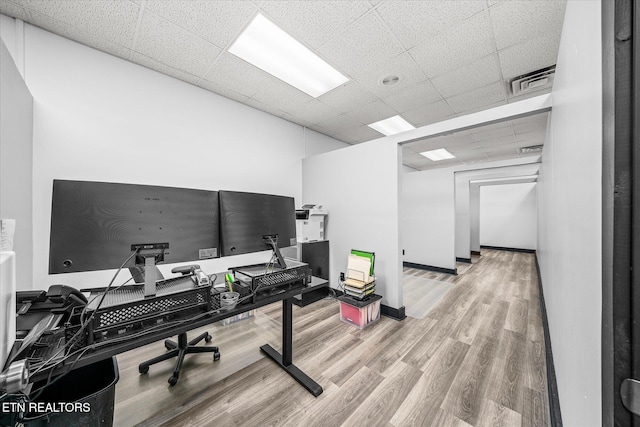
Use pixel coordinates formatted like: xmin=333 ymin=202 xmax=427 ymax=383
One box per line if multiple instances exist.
xmin=219 ymin=190 xmax=297 ymax=258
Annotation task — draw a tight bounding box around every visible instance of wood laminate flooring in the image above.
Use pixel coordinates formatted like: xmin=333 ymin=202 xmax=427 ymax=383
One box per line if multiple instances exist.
xmin=114 ymin=249 xmax=549 ymax=426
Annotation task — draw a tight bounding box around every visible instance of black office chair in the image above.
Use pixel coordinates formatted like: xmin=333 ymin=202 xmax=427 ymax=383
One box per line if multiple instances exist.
xmin=138 ymin=331 xmax=220 ymax=385
xmin=135 ymin=265 xmax=220 ymax=386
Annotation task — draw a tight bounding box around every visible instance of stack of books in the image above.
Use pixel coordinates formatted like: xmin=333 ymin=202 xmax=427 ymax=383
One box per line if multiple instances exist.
xmin=343 ymin=253 xmax=375 ymax=300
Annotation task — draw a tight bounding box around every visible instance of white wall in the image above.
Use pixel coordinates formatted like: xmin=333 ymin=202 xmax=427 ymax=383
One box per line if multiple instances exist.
xmin=537 ymin=1 xmax=602 ymax=425
xmin=302 ymin=139 xmax=402 ymax=310
xmin=480 ymin=183 xmax=537 ymax=250
xmin=0 ymin=33 xmax=32 ymax=290
xmin=402 ymin=157 xmax=539 ymax=270
xmin=3 ymin=23 xmax=346 ymax=289
xmin=454 ymin=160 xmax=541 ymax=260
xmin=402 ymin=168 xmax=456 ymax=270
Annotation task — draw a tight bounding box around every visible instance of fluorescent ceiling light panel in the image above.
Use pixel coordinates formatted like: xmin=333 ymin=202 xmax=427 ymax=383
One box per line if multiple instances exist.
xmin=420 ymin=148 xmax=456 ymax=161
xmin=367 ymin=115 xmax=416 ymax=136
xmin=228 ymin=13 xmax=348 ymax=97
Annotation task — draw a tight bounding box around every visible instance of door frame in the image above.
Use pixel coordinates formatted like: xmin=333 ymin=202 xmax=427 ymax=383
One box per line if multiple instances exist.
xmin=602 ymin=0 xmax=638 ymax=425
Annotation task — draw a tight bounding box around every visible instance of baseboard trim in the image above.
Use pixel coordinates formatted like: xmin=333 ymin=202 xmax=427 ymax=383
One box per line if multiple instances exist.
xmin=381 ymin=304 xmax=406 ymax=321
xmin=480 ymin=245 xmax=535 ymax=254
xmin=403 ymin=262 xmax=457 ymax=275
xmin=471 ymin=250 xmax=481 ymax=256
xmin=456 ymin=257 xmax=472 ymax=263
xmin=535 ymin=255 xmax=563 ymax=426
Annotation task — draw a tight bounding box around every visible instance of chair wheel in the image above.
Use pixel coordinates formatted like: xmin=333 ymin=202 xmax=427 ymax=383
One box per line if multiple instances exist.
xmin=213 ymin=351 xmax=221 ymax=361
xmin=205 ymin=333 xmax=212 ymax=343
xmin=168 ymin=376 xmax=178 ymax=386
xmin=139 ymin=365 xmax=149 ymax=374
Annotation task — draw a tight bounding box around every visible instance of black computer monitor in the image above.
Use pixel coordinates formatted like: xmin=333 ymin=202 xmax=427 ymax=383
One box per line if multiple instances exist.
xmin=49 ymin=180 xmax=220 ymax=295
xmin=218 ymin=190 xmax=296 ymax=268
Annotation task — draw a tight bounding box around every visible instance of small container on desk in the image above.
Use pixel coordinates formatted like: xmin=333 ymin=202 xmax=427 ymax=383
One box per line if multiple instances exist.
xmin=337 ymin=294 xmax=382 ymax=329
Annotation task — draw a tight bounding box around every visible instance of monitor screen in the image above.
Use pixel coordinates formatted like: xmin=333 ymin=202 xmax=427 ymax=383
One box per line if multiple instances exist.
xmin=49 ymin=180 xmax=220 ymax=274
xmin=219 ymin=190 xmax=296 ymax=257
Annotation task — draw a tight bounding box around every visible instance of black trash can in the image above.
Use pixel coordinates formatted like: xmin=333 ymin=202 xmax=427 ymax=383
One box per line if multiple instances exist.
xmin=21 ymin=357 xmax=119 ymax=427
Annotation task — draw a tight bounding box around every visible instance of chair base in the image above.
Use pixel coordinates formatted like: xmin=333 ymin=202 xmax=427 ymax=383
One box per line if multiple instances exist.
xmin=138 ymin=331 xmax=220 ymax=386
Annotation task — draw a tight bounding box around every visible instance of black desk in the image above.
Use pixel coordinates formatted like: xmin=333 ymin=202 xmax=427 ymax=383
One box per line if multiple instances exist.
xmin=29 ymin=277 xmax=328 ymax=397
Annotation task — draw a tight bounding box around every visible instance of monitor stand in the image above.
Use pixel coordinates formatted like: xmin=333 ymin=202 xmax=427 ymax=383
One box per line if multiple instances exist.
xmin=131 ymin=243 xmax=168 ymax=297
xmin=263 ymin=236 xmax=287 ymax=269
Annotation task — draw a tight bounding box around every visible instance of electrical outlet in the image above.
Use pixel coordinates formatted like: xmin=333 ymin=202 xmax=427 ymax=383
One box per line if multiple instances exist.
xmin=339 ymin=272 xmax=345 ymax=281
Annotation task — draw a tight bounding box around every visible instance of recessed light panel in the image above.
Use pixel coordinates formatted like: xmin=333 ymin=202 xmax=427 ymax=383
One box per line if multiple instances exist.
xmin=228 ymin=14 xmax=348 ymax=98
xmin=367 ymin=115 xmax=416 ymax=136
xmin=420 ymin=148 xmax=456 ymax=161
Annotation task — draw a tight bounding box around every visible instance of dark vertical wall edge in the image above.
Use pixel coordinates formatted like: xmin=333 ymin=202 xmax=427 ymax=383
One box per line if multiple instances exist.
xmin=535 ymin=256 xmax=563 ymax=426
xmin=602 ymin=0 xmax=635 ymax=425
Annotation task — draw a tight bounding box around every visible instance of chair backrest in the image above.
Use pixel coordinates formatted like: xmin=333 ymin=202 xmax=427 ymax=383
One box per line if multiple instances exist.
xmin=350 ymin=249 xmax=375 ymax=276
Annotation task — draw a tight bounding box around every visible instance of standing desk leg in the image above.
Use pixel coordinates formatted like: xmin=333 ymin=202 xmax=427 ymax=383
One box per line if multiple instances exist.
xmin=260 ymin=298 xmax=323 ymax=397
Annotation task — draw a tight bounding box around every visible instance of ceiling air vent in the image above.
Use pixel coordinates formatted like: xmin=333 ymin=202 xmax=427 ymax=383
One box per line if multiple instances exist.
xmin=508 ymin=65 xmax=555 ymax=96
xmin=520 ymin=145 xmax=544 ymax=153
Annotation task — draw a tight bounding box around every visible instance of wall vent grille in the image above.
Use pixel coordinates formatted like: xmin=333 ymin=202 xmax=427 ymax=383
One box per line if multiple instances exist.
xmin=520 ymin=145 xmax=544 ymax=153
xmin=508 ymin=65 xmax=556 ymax=96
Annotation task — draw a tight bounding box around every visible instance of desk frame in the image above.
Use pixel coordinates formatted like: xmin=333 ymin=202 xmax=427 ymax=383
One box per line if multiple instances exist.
xmin=29 ymin=278 xmax=327 ymax=397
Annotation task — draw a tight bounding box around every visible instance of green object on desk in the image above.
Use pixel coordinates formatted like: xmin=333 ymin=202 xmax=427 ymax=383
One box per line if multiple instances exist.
xmin=225 ymin=273 xmax=234 ymax=292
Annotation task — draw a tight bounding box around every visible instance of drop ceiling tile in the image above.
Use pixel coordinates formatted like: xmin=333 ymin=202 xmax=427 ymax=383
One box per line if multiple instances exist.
xmin=316 ymin=114 xmax=364 ymax=135
xmin=477 ymin=135 xmax=517 ymax=148
xmin=345 ymin=100 xmax=398 ymax=126
xmin=471 ymin=125 xmax=514 ymax=142
xmin=197 ymin=79 xmax=250 ymax=104
xmin=144 ymin=1 xmax=257 ymax=49
xmin=203 ymin=52 xmax=275 ymax=99
xmin=446 ymin=82 xmax=507 ymax=114
xmin=410 ymin=12 xmax=493 ymax=79
xmin=134 ymin=11 xmax=222 ymax=77
xmin=490 ymin=0 xmax=566 ymax=50
xmin=446 ymin=142 xmax=483 ymax=154
xmin=451 ymin=150 xmax=488 ymax=162
xmin=382 ymin=79 xmax=442 ymax=113
xmin=335 ymin=125 xmax=381 ymax=144
xmin=376 ymin=0 xmax=485 ymax=49
xmin=317 ymin=82 xmax=377 ymax=114
xmin=318 ymin=11 xmax=405 ymax=78
xmin=402 ymin=99 xmax=455 ymax=127
xmin=28 ymin=11 xmax=132 ymax=59
xmin=0 ymin=1 xmax=30 ymax=21
xmin=514 ymin=120 xmax=547 ymax=135
xmin=431 ymin=55 xmax=501 ymax=99
xmin=403 ymin=138 xmax=444 ymax=154
xmin=249 ymin=77 xmax=314 ymax=115
xmin=130 ymin=52 xmax=200 ymax=85
xmin=352 ymin=52 xmax=429 ymax=99
xmin=261 ymin=1 xmax=371 ymax=50
xmin=486 ymin=153 xmax=522 ymax=162
xmin=24 ymin=0 xmax=139 ymax=48
xmin=482 ymin=144 xmax=519 ymax=154
xmin=291 ymin=100 xmax=342 ymax=125
xmin=498 ymin=33 xmax=561 ymax=79
xmin=438 ymin=132 xmax=476 ymax=147
xmin=515 ymin=131 xmax=546 ymax=145
xmin=246 ymin=97 xmax=289 ymax=119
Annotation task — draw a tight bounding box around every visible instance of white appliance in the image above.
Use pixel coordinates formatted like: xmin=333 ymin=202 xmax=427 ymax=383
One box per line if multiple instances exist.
xmin=295 ymin=204 xmax=327 ymax=243
xmin=0 ymin=251 xmax=16 ymax=370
